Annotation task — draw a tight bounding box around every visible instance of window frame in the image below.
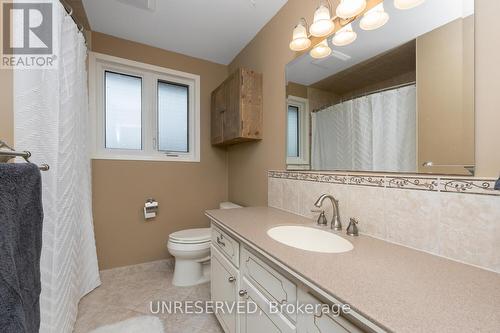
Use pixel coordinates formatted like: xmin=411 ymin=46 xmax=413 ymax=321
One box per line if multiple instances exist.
xmin=89 ymin=52 xmax=200 ymax=162
xmin=286 ymin=95 xmax=310 ymax=167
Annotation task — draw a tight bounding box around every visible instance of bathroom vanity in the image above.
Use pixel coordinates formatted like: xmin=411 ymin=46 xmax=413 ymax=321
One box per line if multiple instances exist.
xmin=206 ymin=207 xmax=500 ymax=333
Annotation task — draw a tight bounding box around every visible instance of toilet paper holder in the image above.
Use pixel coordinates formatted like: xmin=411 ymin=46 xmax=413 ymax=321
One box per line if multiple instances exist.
xmin=144 ymin=198 xmax=158 ymax=220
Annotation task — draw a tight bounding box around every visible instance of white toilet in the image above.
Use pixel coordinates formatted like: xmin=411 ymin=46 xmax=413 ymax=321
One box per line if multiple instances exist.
xmin=167 ymin=202 xmax=241 ymax=287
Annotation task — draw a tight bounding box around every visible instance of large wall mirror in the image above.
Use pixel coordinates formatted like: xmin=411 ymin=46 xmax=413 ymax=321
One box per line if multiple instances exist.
xmin=285 ymin=0 xmax=474 ymax=175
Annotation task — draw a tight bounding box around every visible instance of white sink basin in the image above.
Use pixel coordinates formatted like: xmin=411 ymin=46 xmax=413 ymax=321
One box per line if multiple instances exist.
xmin=267 ymin=226 xmax=353 ymax=254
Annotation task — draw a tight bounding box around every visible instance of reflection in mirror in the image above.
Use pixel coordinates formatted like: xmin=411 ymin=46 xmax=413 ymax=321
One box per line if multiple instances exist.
xmin=286 ymin=0 xmax=474 ymax=175
xmin=286 ymin=95 xmax=310 ymax=168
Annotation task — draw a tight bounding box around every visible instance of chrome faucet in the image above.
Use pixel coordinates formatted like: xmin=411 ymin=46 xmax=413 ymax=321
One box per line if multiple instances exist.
xmin=313 ymin=194 xmax=342 ymax=230
xmin=346 ymin=218 xmax=359 ymax=236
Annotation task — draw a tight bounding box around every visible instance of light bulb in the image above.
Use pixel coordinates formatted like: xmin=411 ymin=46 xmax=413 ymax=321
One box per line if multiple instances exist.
xmin=310 ymin=39 xmax=332 ymax=59
xmin=289 ymin=21 xmax=311 ymax=51
xmin=310 ymin=4 xmax=335 ymax=37
xmin=394 ymin=0 xmax=425 ymax=10
xmin=331 ymin=23 xmax=357 ymax=46
xmin=360 ymin=3 xmax=389 ymax=30
xmin=336 ymin=0 xmax=367 ymax=19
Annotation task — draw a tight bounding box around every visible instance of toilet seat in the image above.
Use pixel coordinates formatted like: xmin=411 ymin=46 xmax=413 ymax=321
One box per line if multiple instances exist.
xmin=168 ymin=227 xmax=211 ymax=244
xmin=167 ymin=239 xmax=210 ymax=252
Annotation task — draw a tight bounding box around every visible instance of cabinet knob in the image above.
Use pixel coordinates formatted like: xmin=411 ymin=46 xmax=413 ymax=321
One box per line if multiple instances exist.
xmin=239 ymin=289 xmax=247 ymax=297
xmin=228 ymin=276 xmax=236 ymax=283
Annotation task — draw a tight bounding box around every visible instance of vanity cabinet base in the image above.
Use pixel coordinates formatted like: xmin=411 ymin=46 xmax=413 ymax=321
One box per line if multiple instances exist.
xmin=210 ymin=222 xmax=383 ymax=333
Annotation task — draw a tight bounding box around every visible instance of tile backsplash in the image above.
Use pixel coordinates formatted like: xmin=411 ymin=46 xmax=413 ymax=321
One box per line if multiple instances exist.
xmin=268 ymin=171 xmax=500 ymax=273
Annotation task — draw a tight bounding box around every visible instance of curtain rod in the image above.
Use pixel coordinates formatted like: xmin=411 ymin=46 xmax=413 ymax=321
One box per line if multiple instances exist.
xmin=59 ymin=0 xmax=87 ymax=39
xmin=312 ymin=81 xmax=416 ymax=113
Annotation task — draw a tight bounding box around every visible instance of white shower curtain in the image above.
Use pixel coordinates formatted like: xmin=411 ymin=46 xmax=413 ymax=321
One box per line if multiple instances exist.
xmin=312 ymin=85 xmax=417 ymax=172
xmin=13 ymin=2 xmax=100 ymax=333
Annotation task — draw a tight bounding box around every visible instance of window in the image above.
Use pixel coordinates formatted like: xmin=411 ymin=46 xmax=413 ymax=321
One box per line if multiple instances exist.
xmin=105 ymin=71 xmax=142 ymax=150
xmin=286 ymin=96 xmax=310 ymax=167
xmin=89 ymin=52 xmax=200 ymax=162
xmin=287 ymin=105 xmax=299 ymax=158
xmin=157 ymin=81 xmax=188 ymax=153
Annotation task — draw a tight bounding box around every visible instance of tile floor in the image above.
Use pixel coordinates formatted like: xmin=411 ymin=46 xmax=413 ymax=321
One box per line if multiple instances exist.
xmin=74 ymin=260 xmax=223 ymax=333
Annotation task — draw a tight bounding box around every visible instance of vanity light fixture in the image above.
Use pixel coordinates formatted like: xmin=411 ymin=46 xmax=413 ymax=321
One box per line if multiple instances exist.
xmin=289 ymin=0 xmax=425 ymax=54
xmin=336 ymin=0 xmax=367 ymax=19
xmin=394 ymin=0 xmax=425 ymax=10
xmin=289 ymin=18 xmax=312 ymax=51
xmin=331 ymin=23 xmax=357 ymax=46
xmin=310 ymin=39 xmax=332 ymax=59
xmin=310 ymin=1 xmax=335 ymax=37
xmin=360 ymin=3 xmax=389 ymax=31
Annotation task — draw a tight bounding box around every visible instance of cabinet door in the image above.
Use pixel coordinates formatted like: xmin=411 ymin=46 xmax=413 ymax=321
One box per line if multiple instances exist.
xmin=297 ymin=289 xmax=363 ymax=333
xmin=240 ymin=69 xmax=263 ymax=140
xmin=223 ymin=70 xmax=242 ymax=142
xmin=211 ymin=246 xmax=239 ymax=333
xmin=239 ymin=277 xmax=295 ymax=333
xmin=211 ymin=84 xmax=226 ymax=145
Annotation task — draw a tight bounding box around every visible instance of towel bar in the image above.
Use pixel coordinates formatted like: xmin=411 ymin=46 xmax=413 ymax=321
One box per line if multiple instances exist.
xmin=0 ymin=140 xmax=50 ymax=171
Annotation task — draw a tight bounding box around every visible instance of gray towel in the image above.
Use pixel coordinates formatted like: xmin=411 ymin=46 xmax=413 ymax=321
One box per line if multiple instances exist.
xmin=0 ymin=163 xmax=43 ymax=333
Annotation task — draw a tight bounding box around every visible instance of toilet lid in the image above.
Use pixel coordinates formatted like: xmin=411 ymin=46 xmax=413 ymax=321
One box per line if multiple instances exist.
xmin=169 ymin=228 xmax=211 ymax=243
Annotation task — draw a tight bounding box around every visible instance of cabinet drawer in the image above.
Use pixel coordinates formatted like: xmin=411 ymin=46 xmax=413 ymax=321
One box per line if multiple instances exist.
xmin=211 ymin=246 xmax=239 ymax=333
xmin=241 ymin=247 xmax=297 ymax=322
xmin=212 ymin=224 xmax=240 ymax=267
xmin=297 ymin=290 xmax=363 ymax=333
xmin=240 ymin=277 xmax=295 ymax=333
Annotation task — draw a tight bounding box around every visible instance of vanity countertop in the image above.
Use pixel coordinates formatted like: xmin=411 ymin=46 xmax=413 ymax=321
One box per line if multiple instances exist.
xmin=205 ymin=206 xmax=500 ymax=333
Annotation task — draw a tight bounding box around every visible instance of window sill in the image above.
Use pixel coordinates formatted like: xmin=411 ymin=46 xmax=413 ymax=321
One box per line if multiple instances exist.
xmin=286 ymin=157 xmax=309 ymax=166
xmin=91 ymin=153 xmax=200 ymax=163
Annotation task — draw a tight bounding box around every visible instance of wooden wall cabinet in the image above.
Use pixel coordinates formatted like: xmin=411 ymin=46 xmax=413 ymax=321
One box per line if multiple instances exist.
xmin=211 ymin=68 xmax=263 ymax=146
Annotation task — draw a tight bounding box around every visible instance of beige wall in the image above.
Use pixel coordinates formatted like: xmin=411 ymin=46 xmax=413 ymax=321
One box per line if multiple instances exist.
xmin=475 ymin=0 xmax=500 ymax=177
xmin=286 ymin=82 xmax=307 ymax=99
xmin=0 ymin=69 xmax=13 ymax=144
xmin=417 ymin=17 xmax=474 ymax=175
xmin=287 ymin=83 xmax=342 ymax=114
xmin=227 ymin=0 xmax=319 ymax=206
xmin=90 ymin=32 xmax=228 ymax=269
xmin=339 ymin=70 xmax=416 ymax=101
xmin=307 ymin=87 xmax=339 ymax=112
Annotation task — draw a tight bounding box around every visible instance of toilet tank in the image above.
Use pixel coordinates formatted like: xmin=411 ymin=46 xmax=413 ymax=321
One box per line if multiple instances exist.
xmin=219 ymin=202 xmax=242 ymax=209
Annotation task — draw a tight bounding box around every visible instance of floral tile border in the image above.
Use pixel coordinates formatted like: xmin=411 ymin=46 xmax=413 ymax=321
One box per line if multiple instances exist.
xmin=268 ymin=171 xmax=500 ymax=196
xmin=386 ymin=176 xmax=439 ymax=191
xmin=270 ymin=171 xmax=349 ymax=184
xmin=347 ymin=175 xmax=385 ymax=187
xmin=439 ymin=178 xmax=498 ymax=196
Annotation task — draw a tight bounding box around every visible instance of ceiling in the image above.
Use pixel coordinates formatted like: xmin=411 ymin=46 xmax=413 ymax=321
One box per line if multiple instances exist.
xmin=82 ymin=0 xmax=288 ymax=65
xmin=287 ymin=0 xmax=474 ymax=86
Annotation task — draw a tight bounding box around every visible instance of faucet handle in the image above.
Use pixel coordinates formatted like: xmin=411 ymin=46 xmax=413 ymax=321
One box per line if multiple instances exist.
xmin=311 ymin=209 xmax=327 ymax=226
xmin=347 ymin=218 xmax=359 ymax=236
